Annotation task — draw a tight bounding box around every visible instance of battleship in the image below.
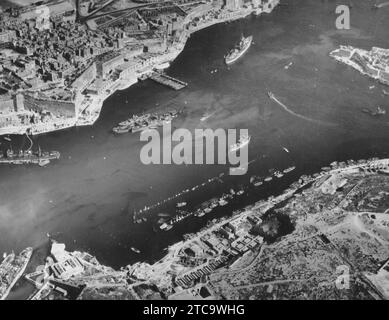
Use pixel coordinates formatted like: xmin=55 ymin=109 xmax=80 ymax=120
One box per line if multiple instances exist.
xmin=112 ymin=110 xmax=180 ymax=134
xmin=225 ymin=35 xmax=253 ymax=65
xmin=229 ymin=134 xmax=251 ymax=152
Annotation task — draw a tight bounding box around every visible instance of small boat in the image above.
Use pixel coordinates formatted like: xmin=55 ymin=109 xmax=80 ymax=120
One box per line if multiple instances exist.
xmin=200 ymin=113 xmax=212 ymax=122
xmin=130 ymin=247 xmax=141 ymax=254
xmin=274 ymin=170 xmax=284 ymax=178
xmin=283 ymin=147 xmax=290 ymax=153
xmin=229 ymin=135 xmax=251 ymax=152
xmin=39 ymin=159 xmax=50 ymax=167
xmin=254 ymin=181 xmax=263 ymax=187
xmin=204 ymin=207 xmax=212 ymax=214
xmin=158 ymin=213 xmax=170 ymax=218
xmin=219 ymin=199 xmax=228 ymax=206
xmin=284 ymin=62 xmax=293 ymax=70
xmin=283 ymin=166 xmax=296 ymax=174
xmin=4 ymin=136 xmax=11 ymax=142
xmin=160 ymin=223 xmax=168 ymax=230
xmin=264 ymin=176 xmax=273 ymax=182
xmin=237 ymin=189 xmax=245 ymax=196
xmin=155 ymin=62 xmax=170 ymax=70
xmin=165 ymin=224 xmax=173 ymax=231
xmin=176 ymin=202 xmax=187 ymax=208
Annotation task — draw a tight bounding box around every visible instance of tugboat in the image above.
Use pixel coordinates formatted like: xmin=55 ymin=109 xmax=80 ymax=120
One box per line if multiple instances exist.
xmin=225 ymin=34 xmax=253 ymax=65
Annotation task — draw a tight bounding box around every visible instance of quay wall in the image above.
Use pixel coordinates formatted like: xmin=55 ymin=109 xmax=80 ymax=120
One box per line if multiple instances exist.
xmin=24 ymin=95 xmax=76 ymax=118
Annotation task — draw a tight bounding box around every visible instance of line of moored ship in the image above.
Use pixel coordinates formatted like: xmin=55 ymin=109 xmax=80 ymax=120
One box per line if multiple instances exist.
xmin=156 ymin=165 xmax=296 ymax=232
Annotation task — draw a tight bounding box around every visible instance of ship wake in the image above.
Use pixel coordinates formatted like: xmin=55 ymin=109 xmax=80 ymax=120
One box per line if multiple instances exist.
xmin=269 ymin=93 xmax=336 ymax=127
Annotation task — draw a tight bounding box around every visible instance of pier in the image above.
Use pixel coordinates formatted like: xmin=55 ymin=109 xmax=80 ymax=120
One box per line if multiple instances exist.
xmin=149 ymin=72 xmax=188 ymax=90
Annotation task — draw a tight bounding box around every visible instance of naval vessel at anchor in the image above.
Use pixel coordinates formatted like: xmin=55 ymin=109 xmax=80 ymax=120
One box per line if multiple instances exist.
xmin=225 ymin=34 xmax=253 ymax=65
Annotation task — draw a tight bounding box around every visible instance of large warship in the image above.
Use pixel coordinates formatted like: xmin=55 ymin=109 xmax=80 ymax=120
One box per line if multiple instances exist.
xmin=225 ymin=35 xmax=253 ymax=65
xmin=113 ymin=110 xmax=180 ymax=134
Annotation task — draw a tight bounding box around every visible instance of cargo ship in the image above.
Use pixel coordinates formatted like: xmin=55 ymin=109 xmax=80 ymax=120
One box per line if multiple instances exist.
xmin=229 ymin=135 xmax=251 ymax=152
xmin=0 ymin=147 xmax=60 ymax=166
xmin=225 ymin=35 xmax=253 ymax=65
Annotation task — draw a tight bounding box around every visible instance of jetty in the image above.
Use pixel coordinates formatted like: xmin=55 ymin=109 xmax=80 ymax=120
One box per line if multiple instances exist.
xmin=149 ymin=72 xmax=188 ymax=90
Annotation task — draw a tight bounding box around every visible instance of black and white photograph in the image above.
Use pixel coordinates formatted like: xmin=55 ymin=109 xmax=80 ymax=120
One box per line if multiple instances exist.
xmin=0 ymin=0 xmax=388 ymax=305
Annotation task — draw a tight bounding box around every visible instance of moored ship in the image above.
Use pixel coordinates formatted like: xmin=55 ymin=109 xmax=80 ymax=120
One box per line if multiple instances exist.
xmin=0 ymin=147 xmax=60 ymax=166
xmin=283 ymin=166 xmax=296 ymax=174
xmin=225 ymin=35 xmax=253 ymax=65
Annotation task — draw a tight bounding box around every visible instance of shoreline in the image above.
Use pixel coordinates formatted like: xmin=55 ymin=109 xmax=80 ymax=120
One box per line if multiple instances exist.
xmin=0 ymin=0 xmax=280 ymax=137
xmin=14 ymin=157 xmax=388 ymax=299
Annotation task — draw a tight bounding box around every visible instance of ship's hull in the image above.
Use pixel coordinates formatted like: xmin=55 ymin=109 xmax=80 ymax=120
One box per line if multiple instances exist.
xmin=229 ymin=138 xmax=251 ymax=152
xmin=225 ymin=36 xmax=253 ymax=65
xmin=0 ymin=152 xmax=60 ymax=165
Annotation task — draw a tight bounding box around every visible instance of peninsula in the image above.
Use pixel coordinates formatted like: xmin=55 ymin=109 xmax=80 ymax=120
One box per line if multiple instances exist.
xmin=7 ymin=158 xmax=389 ymax=300
xmin=330 ymin=46 xmax=389 ymax=86
xmin=0 ymin=0 xmax=280 ymax=136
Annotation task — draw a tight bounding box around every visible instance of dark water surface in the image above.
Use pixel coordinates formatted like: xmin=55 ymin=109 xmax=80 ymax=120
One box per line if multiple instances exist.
xmin=1 ymin=0 xmax=389 ymax=276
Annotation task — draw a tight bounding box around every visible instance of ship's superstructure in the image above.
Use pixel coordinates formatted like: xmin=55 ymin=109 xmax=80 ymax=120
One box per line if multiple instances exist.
xmin=225 ymin=35 xmax=253 ymax=65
